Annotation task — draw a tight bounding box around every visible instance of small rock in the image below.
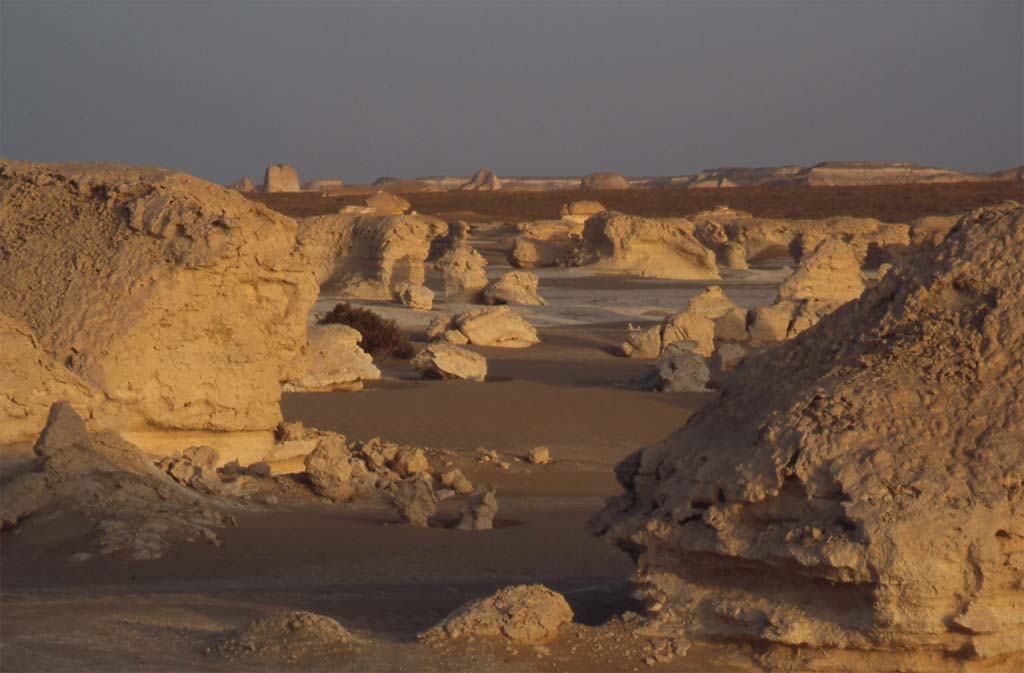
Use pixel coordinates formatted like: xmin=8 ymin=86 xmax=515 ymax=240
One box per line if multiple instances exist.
xmin=527 ymin=447 xmax=551 ymax=465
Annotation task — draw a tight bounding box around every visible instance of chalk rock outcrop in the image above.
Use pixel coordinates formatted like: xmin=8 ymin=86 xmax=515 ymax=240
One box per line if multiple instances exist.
xmin=283 ymin=325 xmax=380 ymax=392
xmin=575 ymin=213 xmax=719 ymax=279
xmin=580 ymin=172 xmax=629 ymax=190
xmin=0 ymin=160 xmax=318 ymax=452
xmin=460 ymin=169 xmax=501 ymax=191
xmin=483 ymin=270 xmax=547 ymax=306
xmin=412 ymin=344 xmax=487 ymax=382
xmin=421 ymin=585 xmax=573 ymax=645
xmin=558 ymin=200 xmax=605 ymax=224
xmin=509 ymin=219 xmax=583 ymax=268
xmin=592 ymin=202 xmax=1024 ymax=669
xmin=263 ymin=163 xmax=300 ymax=192
xmin=429 ymin=306 xmax=539 ymax=348
xmin=228 ymin=176 xmax=254 ymax=192
xmin=302 ymin=179 xmax=344 ymax=192
xmin=437 ymin=245 xmax=489 ymax=303
xmin=398 ymin=284 xmax=434 ymax=310
xmin=622 ymin=287 xmax=738 ymax=359
xmin=298 ymin=213 xmax=443 ymax=298
xmin=641 ymin=342 xmax=711 ymax=393
xmin=365 ymin=191 xmax=410 ymax=215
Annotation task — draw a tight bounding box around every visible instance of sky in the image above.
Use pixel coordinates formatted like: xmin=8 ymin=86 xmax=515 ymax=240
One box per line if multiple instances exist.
xmin=1 ymin=1 xmax=1021 ymax=185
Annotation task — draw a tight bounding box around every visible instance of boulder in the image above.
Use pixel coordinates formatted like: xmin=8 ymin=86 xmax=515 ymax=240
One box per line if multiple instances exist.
xmin=437 ymin=245 xmax=489 ymax=303
xmin=365 ymin=191 xmax=410 ymax=214
xmin=398 ymin=284 xmax=434 ymax=310
xmin=0 ymin=160 xmax=318 ymax=454
xmin=713 ymin=308 xmax=749 ymax=342
xmin=620 ymin=324 xmax=663 ymax=359
xmin=298 ymin=213 xmax=444 ymax=298
xmin=591 ymin=202 xmax=1024 ymax=668
xmin=263 ymin=164 xmax=300 ymax=192
xmin=709 ymin=342 xmax=749 ymax=379
xmin=575 ymin=212 xmax=719 ymax=279
xmin=218 ymin=611 xmax=353 ymax=659
xmin=284 ymin=324 xmax=380 ymax=392
xmin=660 ymin=312 xmax=715 ymax=358
xmin=508 ymin=219 xmax=582 ymax=268
xmin=158 ymin=445 xmax=222 ymax=494
xmin=460 ymin=169 xmax=501 ymax=191
xmin=451 ymin=306 xmax=539 ymax=348
xmin=412 ymin=344 xmax=487 ymax=382
xmin=441 ymin=469 xmax=474 ymax=495
xmin=580 ymin=172 xmax=629 ymax=190
xmin=558 ymin=200 xmax=605 ymax=218
xmin=747 ymin=302 xmax=797 ymax=342
xmin=527 ymin=446 xmax=551 ymax=465
xmin=642 ymin=342 xmax=710 ymax=392
xmin=421 ymin=585 xmax=574 ymax=645
xmin=483 ymin=270 xmax=547 ymax=306
xmin=393 ymin=475 xmax=437 ymax=527
xmin=456 ymin=487 xmax=499 ymax=530
xmin=777 ymin=238 xmax=866 ymax=305
xmin=303 ymin=434 xmax=354 ymax=502
xmin=684 ymin=286 xmax=740 ymax=319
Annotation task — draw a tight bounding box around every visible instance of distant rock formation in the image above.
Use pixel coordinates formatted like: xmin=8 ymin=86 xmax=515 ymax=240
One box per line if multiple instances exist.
xmin=803 ymin=161 xmax=984 ymax=186
xmin=459 ymin=169 xmax=501 ymax=191
xmin=592 ymin=202 xmax=1024 ymax=670
xmin=262 ymin=163 xmax=300 ymax=192
xmin=0 ymin=160 xmax=318 ymax=454
xmin=228 ymin=176 xmax=254 ymax=191
xmin=366 ymin=190 xmax=411 ymax=214
xmin=302 ymin=178 xmax=344 ymax=191
xmin=580 ymin=171 xmax=629 ymax=190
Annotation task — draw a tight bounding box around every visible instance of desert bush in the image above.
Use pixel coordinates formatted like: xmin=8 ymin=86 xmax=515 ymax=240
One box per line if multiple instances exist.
xmin=318 ymin=303 xmax=415 ymax=359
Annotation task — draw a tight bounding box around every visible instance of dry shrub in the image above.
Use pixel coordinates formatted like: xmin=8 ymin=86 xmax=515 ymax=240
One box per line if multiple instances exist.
xmin=319 ymin=303 xmax=414 ymax=359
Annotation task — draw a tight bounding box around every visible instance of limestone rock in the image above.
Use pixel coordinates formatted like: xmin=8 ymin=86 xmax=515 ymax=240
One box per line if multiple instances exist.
xmin=263 ymin=164 xmax=300 ymax=192
xmin=421 ymin=585 xmax=574 ymax=645
xmin=747 ymin=302 xmax=797 ymax=342
xmin=437 ymin=246 xmax=489 ymax=303
xmin=591 ymin=203 xmax=1024 ymax=667
xmin=298 ymin=213 xmax=444 ymax=298
xmin=302 ymin=178 xmax=344 ymax=191
xmin=441 ymin=469 xmax=474 ymax=495
xmin=713 ymin=308 xmax=749 ymax=342
xmin=527 ymin=447 xmax=551 ymax=465
xmin=219 ymin=611 xmax=353 ymax=658
xmin=228 ymin=176 xmax=254 ymax=192
xmin=448 ymin=306 xmax=539 ymax=348
xmin=1 ymin=403 xmax=228 ymax=558
xmin=412 ymin=344 xmax=487 ymax=382
xmin=559 ymin=200 xmax=605 ymax=218
xmin=621 ymin=324 xmax=663 ymax=359
xmin=393 ymin=475 xmax=437 ymax=527
xmin=684 ymin=286 xmax=740 ymax=319
xmin=910 ymin=214 xmax=961 ymax=248
xmin=580 ymin=172 xmax=629 ymax=190
xmin=718 ymin=241 xmax=748 ymax=269
xmin=483 ymin=270 xmax=547 ymax=306
xmin=0 ymin=160 xmax=318 ymax=451
xmin=159 ymin=445 xmax=221 ymax=493
xmin=284 ymin=325 xmax=380 ymax=392
xmin=643 ymin=342 xmax=710 ymax=392
xmin=456 ymin=487 xmax=499 ymax=530
xmin=709 ymin=342 xmax=749 ymax=379
xmin=428 ymin=221 xmax=471 ymax=261
xmin=575 ymin=212 xmax=719 ymax=279
xmin=365 ymin=191 xmax=410 ymax=214
xmin=660 ymin=312 xmax=715 ymax=358
xmin=460 ymin=169 xmax=501 ymax=191
xmin=398 ymin=284 xmax=434 ymax=310
xmin=509 ymin=220 xmax=580 ymax=268
xmin=303 ymin=434 xmax=354 ymax=502
xmin=777 ymin=238 xmax=865 ymax=305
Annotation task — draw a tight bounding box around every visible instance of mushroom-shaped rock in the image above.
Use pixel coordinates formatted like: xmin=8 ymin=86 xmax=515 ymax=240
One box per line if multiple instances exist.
xmin=412 ymin=344 xmax=487 ymax=382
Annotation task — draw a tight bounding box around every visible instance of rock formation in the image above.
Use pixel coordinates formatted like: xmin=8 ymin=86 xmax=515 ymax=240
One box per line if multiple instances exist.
xmin=558 ymin=200 xmax=605 ymax=224
xmin=298 ymin=213 xmax=443 ymax=298
xmin=456 ymin=487 xmax=499 ymax=530
xmin=429 ymin=306 xmax=539 ymax=348
xmin=483 ymin=270 xmax=547 ymax=306
xmin=509 ymin=219 xmax=583 ymax=268
xmin=365 ymin=190 xmax=411 ymax=214
xmin=302 ymin=178 xmax=344 ymax=191
xmin=421 ymin=585 xmax=574 ymax=645
xmin=640 ymin=343 xmax=711 ymax=392
xmin=219 ymin=611 xmax=353 ymax=659
xmin=228 ymin=176 xmax=254 ymax=191
xmin=412 ymin=344 xmax=487 ymax=382
xmin=263 ymin=163 xmax=300 ymax=192
xmin=460 ymin=169 xmax=501 ymax=191
xmin=575 ymin=212 xmax=719 ymax=280
xmin=283 ymin=325 xmax=381 ymax=392
xmin=622 ymin=286 xmax=739 ymax=359
xmin=0 ymin=160 xmax=318 ymax=454
xmin=592 ymin=202 xmax=1024 ymax=669
xmin=436 ymin=245 xmax=489 ymax=303
xmin=397 ymin=283 xmax=434 ymax=310
xmin=580 ymin=172 xmax=629 ymax=190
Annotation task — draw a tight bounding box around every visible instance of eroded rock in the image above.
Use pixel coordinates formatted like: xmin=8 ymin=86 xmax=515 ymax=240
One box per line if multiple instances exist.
xmin=483 ymin=270 xmax=547 ymax=306
xmin=284 ymin=324 xmax=381 ymax=392
xmin=421 ymin=585 xmax=574 ymax=644
xmin=412 ymin=344 xmax=487 ymax=382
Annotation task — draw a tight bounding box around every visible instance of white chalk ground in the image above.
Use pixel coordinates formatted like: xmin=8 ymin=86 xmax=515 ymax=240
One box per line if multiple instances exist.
xmin=311 ymin=263 xmax=791 ymax=331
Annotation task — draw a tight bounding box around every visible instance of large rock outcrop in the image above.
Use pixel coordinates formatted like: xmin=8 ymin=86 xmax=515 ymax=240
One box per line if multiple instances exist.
xmin=0 ymin=160 xmax=318 ymax=453
xmin=298 ymin=213 xmax=443 ymax=298
xmin=509 ymin=219 xmax=583 ymax=268
xmin=575 ymin=212 xmax=719 ymax=280
xmin=459 ymin=169 xmax=501 ymax=191
xmin=283 ymin=325 xmax=380 ymax=392
xmin=263 ymin=163 xmax=300 ymax=192
xmin=592 ymin=202 xmax=1024 ymax=670
xmin=437 ymin=245 xmax=489 ymax=303
xmin=580 ymin=172 xmax=629 ymax=190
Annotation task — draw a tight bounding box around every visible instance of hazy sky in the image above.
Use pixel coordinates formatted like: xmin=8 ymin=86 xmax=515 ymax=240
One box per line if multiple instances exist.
xmin=2 ymin=1 xmax=1021 ymax=185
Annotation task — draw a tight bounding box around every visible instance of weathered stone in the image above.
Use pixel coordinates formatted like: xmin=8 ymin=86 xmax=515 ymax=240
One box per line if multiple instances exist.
xmin=437 ymin=246 xmax=489 ymax=303
xmin=460 ymin=169 xmax=501 ymax=191
xmin=452 ymin=306 xmax=539 ymax=348
xmin=580 ymin=172 xmax=629 ymax=190
xmin=398 ymin=284 xmax=434 ymax=311
xmin=393 ymin=475 xmax=437 ymax=527
xmin=575 ymin=212 xmax=719 ymax=279
xmin=421 ymin=585 xmax=574 ymax=644
xmin=303 ymin=434 xmax=353 ymax=502
xmin=263 ymin=164 xmax=300 ymax=192
xmin=483 ymin=271 xmax=547 ymax=306
xmin=365 ymin=191 xmax=410 ymax=214
xmin=456 ymin=487 xmax=498 ymax=530
xmin=284 ymin=324 xmax=380 ymax=392
xmin=713 ymin=308 xmax=749 ymax=342
xmin=412 ymin=344 xmax=487 ymax=382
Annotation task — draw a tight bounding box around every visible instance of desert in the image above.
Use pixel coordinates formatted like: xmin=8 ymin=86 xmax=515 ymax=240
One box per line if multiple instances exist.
xmin=2 ymin=2 xmax=1023 ymax=672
